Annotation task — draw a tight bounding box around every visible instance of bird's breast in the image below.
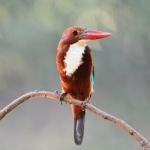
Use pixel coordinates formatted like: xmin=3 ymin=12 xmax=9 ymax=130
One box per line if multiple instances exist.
xmin=57 ymin=43 xmax=93 ymax=100
xmin=63 ymin=42 xmax=86 ymax=77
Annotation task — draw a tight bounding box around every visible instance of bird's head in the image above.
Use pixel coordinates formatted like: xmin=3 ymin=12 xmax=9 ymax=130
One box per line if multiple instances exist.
xmin=60 ymin=26 xmax=112 ymax=45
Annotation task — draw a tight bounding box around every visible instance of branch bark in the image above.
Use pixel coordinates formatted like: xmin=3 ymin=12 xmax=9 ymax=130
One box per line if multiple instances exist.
xmin=0 ymin=90 xmax=149 ymax=150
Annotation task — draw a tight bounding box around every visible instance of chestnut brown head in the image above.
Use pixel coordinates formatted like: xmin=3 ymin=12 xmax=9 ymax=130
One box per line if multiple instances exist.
xmin=60 ymin=26 xmax=112 ymax=45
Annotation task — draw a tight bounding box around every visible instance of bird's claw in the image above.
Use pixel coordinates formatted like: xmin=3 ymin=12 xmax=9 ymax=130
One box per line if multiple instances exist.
xmin=81 ymin=97 xmax=91 ymax=109
xmin=81 ymin=100 xmax=88 ymax=109
xmin=59 ymin=92 xmax=67 ymax=104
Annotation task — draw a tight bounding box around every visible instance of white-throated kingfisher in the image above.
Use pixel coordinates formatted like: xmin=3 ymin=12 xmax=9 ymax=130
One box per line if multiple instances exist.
xmin=56 ymin=26 xmax=111 ymax=145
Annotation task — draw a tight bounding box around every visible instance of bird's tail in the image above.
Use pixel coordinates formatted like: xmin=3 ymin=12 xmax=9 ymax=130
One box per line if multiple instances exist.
xmin=72 ymin=105 xmax=85 ymax=145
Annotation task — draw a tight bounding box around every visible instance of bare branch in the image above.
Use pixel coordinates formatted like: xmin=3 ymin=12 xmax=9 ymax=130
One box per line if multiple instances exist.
xmin=0 ymin=90 xmax=150 ymax=150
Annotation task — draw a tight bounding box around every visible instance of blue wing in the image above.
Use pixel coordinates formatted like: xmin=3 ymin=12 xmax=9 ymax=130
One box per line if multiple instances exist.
xmin=91 ymin=66 xmax=95 ymax=92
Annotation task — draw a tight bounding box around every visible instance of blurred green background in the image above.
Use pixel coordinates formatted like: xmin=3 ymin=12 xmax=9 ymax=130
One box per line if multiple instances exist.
xmin=0 ymin=0 xmax=150 ymax=150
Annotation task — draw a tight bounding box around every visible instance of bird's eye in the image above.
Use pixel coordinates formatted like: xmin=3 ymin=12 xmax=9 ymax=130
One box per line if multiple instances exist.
xmin=72 ymin=30 xmax=78 ymax=36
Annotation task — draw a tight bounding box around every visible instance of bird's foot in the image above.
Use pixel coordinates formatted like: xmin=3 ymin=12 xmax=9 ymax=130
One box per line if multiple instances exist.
xmin=59 ymin=92 xmax=67 ymax=104
xmin=81 ymin=97 xmax=91 ymax=109
xmin=81 ymin=100 xmax=88 ymax=110
xmin=81 ymin=101 xmax=87 ymax=109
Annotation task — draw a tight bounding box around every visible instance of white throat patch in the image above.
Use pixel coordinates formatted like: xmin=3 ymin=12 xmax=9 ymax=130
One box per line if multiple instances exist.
xmin=64 ymin=41 xmax=87 ymax=77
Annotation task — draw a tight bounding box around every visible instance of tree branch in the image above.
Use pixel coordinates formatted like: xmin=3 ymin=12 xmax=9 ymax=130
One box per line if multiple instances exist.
xmin=0 ymin=90 xmax=149 ymax=150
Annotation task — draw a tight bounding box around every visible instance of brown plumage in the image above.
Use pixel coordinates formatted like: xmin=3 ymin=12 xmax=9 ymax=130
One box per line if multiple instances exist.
xmin=56 ymin=26 xmax=111 ymax=145
xmin=57 ymin=45 xmax=92 ymax=115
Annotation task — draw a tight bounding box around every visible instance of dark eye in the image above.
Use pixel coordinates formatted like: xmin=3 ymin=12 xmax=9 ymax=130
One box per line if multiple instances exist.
xmin=72 ymin=30 xmax=78 ymax=36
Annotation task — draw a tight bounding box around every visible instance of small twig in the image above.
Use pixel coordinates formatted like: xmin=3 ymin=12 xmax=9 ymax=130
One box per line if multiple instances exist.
xmin=0 ymin=90 xmax=149 ymax=150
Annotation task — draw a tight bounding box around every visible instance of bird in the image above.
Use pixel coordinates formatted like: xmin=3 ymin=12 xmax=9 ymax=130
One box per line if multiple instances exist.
xmin=56 ymin=26 xmax=111 ymax=145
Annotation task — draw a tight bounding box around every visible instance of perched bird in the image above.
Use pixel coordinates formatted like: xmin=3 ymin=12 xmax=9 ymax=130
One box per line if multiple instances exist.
xmin=56 ymin=26 xmax=111 ymax=145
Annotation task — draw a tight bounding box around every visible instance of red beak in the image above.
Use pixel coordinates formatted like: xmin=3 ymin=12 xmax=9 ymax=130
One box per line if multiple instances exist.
xmin=80 ymin=30 xmax=112 ymax=40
